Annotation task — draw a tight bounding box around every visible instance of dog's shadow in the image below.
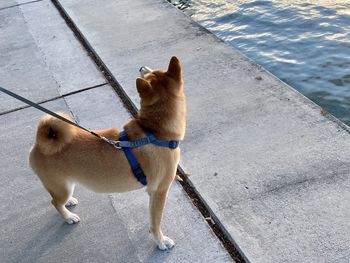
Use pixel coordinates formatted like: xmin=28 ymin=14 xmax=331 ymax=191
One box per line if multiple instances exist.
xmin=15 ymin=214 xmax=78 ymax=263
xmin=146 ymin=246 xmax=173 ymax=262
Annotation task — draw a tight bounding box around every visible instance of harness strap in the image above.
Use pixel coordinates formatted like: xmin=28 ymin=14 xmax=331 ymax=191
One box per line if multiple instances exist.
xmin=117 ymin=129 xmax=179 ymax=149
xmin=145 ymin=130 xmax=180 ymax=149
xmin=118 ymin=129 xmax=180 ymax=186
xmin=119 ymin=131 xmax=147 ymax=186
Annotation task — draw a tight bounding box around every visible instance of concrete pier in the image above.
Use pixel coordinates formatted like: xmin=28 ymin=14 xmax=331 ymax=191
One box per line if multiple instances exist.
xmin=56 ymin=0 xmax=350 ymax=262
xmin=0 ymin=1 xmax=231 ymax=262
xmin=1 ymin=0 xmax=350 ymax=262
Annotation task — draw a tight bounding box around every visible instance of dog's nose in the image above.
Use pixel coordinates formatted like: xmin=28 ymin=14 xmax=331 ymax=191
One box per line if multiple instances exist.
xmin=139 ymin=66 xmax=153 ymax=77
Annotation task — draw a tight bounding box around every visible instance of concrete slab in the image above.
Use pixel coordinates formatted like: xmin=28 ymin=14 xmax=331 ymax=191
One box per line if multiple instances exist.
xmin=0 ymin=5 xmax=60 ymax=112
xmin=57 ymin=0 xmax=350 ymax=262
xmin=0 ymin=0 xmax=17 ymax=9
xmin=19 ymin=0 xmax=106 ymax=94
xmin=0 ymin=86 xmax=232 ymax=262
xmin=0 ymin=0 xmax=105 ymax=113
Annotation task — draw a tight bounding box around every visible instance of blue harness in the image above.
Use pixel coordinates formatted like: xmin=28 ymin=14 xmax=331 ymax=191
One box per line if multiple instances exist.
xmin=118 ymin=128 xmax=180 ymax=186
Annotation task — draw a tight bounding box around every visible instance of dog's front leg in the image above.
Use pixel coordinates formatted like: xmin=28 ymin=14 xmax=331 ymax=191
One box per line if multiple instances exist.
xmin=149 ymin=189 xmax=174 ymax=250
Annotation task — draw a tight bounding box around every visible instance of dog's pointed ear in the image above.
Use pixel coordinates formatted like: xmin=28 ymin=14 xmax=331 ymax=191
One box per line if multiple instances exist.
xmin=136 ymin=77 xmax=153 ymax=97
xmin=167 ymin=56 xmax=181 ymax=80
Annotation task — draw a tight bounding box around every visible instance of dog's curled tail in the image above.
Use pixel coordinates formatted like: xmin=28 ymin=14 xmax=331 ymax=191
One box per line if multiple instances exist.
xmin=35 ymin=112 xmax=77 ymax=155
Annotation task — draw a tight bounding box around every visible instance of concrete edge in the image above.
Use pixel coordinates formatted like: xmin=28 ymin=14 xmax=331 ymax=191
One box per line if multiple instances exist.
xmin=177 ymin=166 xmax=251 ymax=263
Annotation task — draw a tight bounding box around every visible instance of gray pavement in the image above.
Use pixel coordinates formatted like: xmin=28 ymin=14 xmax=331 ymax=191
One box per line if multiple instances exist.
xmin=56 ymin=0 xmax=350 ymax=262
xmin=0 ymin=0 xmax=105 ymax=113
xmin=0 ymin=1 xmax=232 ymax=262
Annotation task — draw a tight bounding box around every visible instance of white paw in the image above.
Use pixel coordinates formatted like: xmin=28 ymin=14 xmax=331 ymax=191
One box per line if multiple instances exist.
xmin=65 ymin=197 xmax=78 ymax=207
xmin=65 ymin=212 xmax=80 ymax=224
xmin=157 ymin=236 xmax=175 ymax=250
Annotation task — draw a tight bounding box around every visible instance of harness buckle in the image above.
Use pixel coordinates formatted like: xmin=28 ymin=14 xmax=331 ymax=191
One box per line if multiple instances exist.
xmin=168 ymin=140 xmax=179 ymax=149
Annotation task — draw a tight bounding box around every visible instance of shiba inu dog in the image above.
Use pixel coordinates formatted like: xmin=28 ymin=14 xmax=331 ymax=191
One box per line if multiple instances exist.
xmin=29 ymin=56 xmax=186 ymax=250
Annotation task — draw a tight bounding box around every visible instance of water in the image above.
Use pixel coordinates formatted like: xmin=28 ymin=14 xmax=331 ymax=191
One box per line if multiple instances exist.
xmin=182 ymin=1 xmax=350 ymax=124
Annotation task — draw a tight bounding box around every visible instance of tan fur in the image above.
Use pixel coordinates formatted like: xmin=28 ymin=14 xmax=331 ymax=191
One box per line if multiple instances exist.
xmin=29 ymin=57 xmax=186 ymax=250
xmin=35 ymin=112 xmax=77 ymax=155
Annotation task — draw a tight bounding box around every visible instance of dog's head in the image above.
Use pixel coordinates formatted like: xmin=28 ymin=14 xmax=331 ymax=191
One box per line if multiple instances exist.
xmin=136 ymin=56 xmax=186 ymax=138
xmin=136 ymin=56 xmax=183 ymax=107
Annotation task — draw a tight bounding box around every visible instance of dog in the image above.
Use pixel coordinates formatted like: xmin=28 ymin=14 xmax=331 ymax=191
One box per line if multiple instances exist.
xmin=29 ymin=56 xmax=186 ymax=250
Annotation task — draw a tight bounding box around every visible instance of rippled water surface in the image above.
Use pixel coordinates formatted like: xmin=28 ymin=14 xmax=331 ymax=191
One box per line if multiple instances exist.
xmin=187 ymin=0 xmax=350 ymax=124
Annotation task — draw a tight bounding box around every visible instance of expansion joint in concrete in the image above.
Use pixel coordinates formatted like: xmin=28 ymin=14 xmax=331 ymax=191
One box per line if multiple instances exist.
xmin=0 ymin=0 xmax=44 ymax=11
xmin=0 ymin=82 xmax=108 ymax=116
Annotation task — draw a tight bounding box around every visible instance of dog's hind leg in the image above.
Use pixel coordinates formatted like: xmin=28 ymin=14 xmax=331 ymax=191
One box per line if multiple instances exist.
xmin=149 ymin=187 xmax=174 ymax=250
xmin=47 ymin=179 xmax=80 ymax=224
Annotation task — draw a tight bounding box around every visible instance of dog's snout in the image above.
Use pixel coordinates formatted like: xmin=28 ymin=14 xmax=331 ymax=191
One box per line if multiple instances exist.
xmin=139 ymin=66 xmax=153 ymax=77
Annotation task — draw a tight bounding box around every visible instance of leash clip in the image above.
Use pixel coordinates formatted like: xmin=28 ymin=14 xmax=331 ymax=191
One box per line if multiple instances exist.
xmin=98 ymin=135 xmax=121 ymax=150
xmin=110 ymin=140 xmax=121 ymax=150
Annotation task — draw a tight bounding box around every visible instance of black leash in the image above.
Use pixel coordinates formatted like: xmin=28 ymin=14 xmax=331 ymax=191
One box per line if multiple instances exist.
xmin=0 ymin=86 xmax=119 ymax=147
